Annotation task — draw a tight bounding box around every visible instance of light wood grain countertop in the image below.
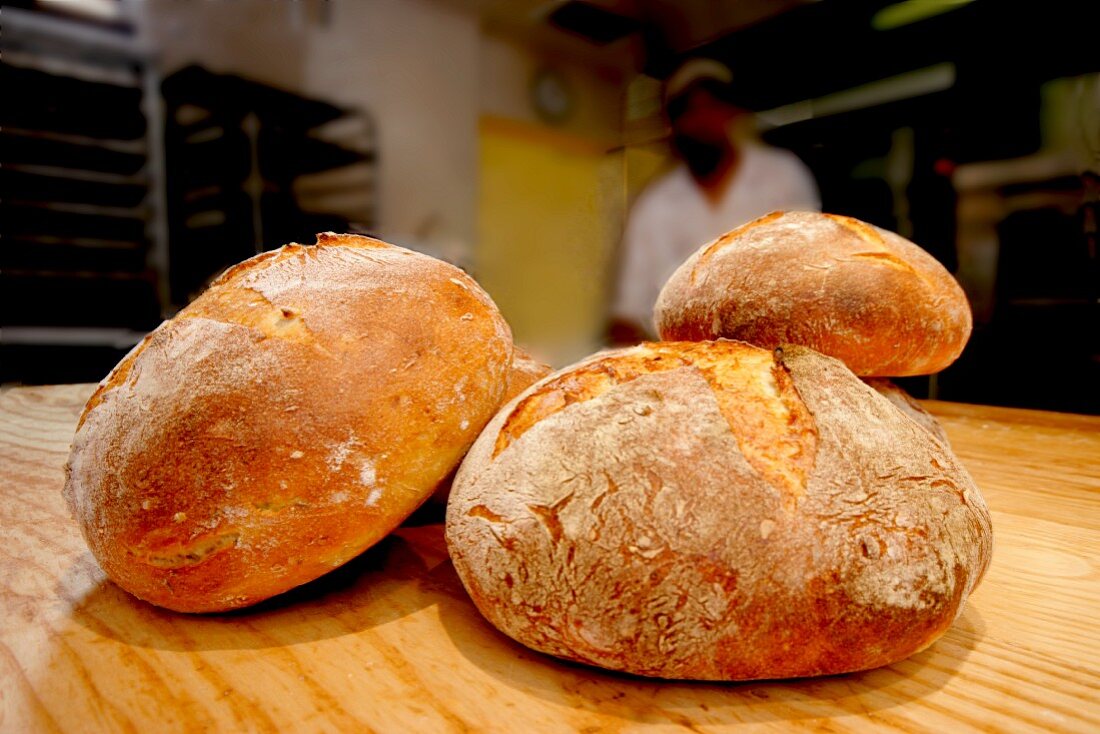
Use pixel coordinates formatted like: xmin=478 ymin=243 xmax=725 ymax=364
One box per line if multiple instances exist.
xmin=2 ymin=384 xmax=1098 ymax=733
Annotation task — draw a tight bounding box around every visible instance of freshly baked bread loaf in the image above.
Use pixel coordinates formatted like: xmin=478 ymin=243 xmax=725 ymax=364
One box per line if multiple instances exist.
xmin=504 ymin=347 xmax=553 ymax=402
xmin=865 ymin=378 xmax=949 ymax=446
xmin=446 ymin=340 xmax=991 ymax=680
xmin=65 ymin=233 xmax=513 ymax=613
xmin=654 ymin=211 xmax=972 ymax=376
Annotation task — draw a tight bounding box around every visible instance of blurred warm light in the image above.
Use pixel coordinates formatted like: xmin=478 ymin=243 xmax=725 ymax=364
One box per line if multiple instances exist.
xmin=871 ymin=0 xmax=975 ymax=31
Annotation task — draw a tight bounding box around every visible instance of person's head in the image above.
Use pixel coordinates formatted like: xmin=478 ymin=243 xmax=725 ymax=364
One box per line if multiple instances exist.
xmin=664 ymin=59 xmax=746 ymax=178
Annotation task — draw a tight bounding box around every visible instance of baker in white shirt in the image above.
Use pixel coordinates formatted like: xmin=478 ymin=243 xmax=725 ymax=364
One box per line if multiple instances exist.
xmin=611 ymin=59 xmax=821 ymax=342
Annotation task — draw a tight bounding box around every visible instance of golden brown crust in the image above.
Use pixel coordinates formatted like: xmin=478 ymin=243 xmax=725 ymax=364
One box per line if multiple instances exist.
xmin=503 ymin=347 xmax=553 ymax=403
xmin=654 ymin=211 xmax=973 ymax=377
xmin=64 ymin=233 xmax=513 ymax=612
xmin=494 ymin=342 xmax=817 ymax=501
xmin=445 ymin=341 xmax=992 ymax=680
xmin=422 ymin=346 xmax=553 ymax=509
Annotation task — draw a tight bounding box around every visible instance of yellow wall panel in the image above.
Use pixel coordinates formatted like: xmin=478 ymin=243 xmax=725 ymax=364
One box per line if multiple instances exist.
xmin=476 ymin=117 xmax=622 ymax=365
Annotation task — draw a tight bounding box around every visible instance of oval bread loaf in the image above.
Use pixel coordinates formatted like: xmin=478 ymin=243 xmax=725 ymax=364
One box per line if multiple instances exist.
xmin=65 ymin=233 xmax=513 ymax=612
xmin=446 ymin=340 xmax=991 ymax=680
xmin=654 ymin=211 xmax=973 ymax=376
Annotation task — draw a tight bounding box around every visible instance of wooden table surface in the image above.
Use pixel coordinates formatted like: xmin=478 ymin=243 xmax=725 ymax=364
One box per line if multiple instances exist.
xmin=2 ymin=384 xmax=1098 ymax=733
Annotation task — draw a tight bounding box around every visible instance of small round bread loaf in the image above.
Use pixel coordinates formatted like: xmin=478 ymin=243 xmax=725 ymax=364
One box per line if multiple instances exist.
xmin=654 ymin=211 xmax=973 ymax=376
xmin=865 ymin=378 xmax=950 ymax=446
xmin=65 ymin=233 xmax=513 ymax=612
xmin=504 ymin=347 xmax=553 ymax=403
xmin=446 ymin=340 xmax=991 ymax=680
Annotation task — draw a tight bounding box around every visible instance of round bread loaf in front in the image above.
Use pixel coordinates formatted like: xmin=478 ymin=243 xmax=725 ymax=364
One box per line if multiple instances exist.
xmin=654 ymin=211 xmax=973 ymax=376
xmin=446 ymin=340 xmax=991 ymax=680
xmin=65 ymin=233 xmax=513 ymax=612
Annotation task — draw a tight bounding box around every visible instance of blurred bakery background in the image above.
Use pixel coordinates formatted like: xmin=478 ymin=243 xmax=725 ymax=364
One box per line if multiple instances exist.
xmin=2 ymin=0 xmax=1097 ymax=413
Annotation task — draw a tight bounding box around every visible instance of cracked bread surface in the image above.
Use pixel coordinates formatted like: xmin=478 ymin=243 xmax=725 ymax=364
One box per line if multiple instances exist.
xmin=446 ymin=340 xmax=991 ymax=680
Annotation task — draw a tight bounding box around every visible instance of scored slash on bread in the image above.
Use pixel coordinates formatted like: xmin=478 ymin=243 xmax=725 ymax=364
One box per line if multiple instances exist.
xmin=492 ymin=342 xmax=816 ymax=504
